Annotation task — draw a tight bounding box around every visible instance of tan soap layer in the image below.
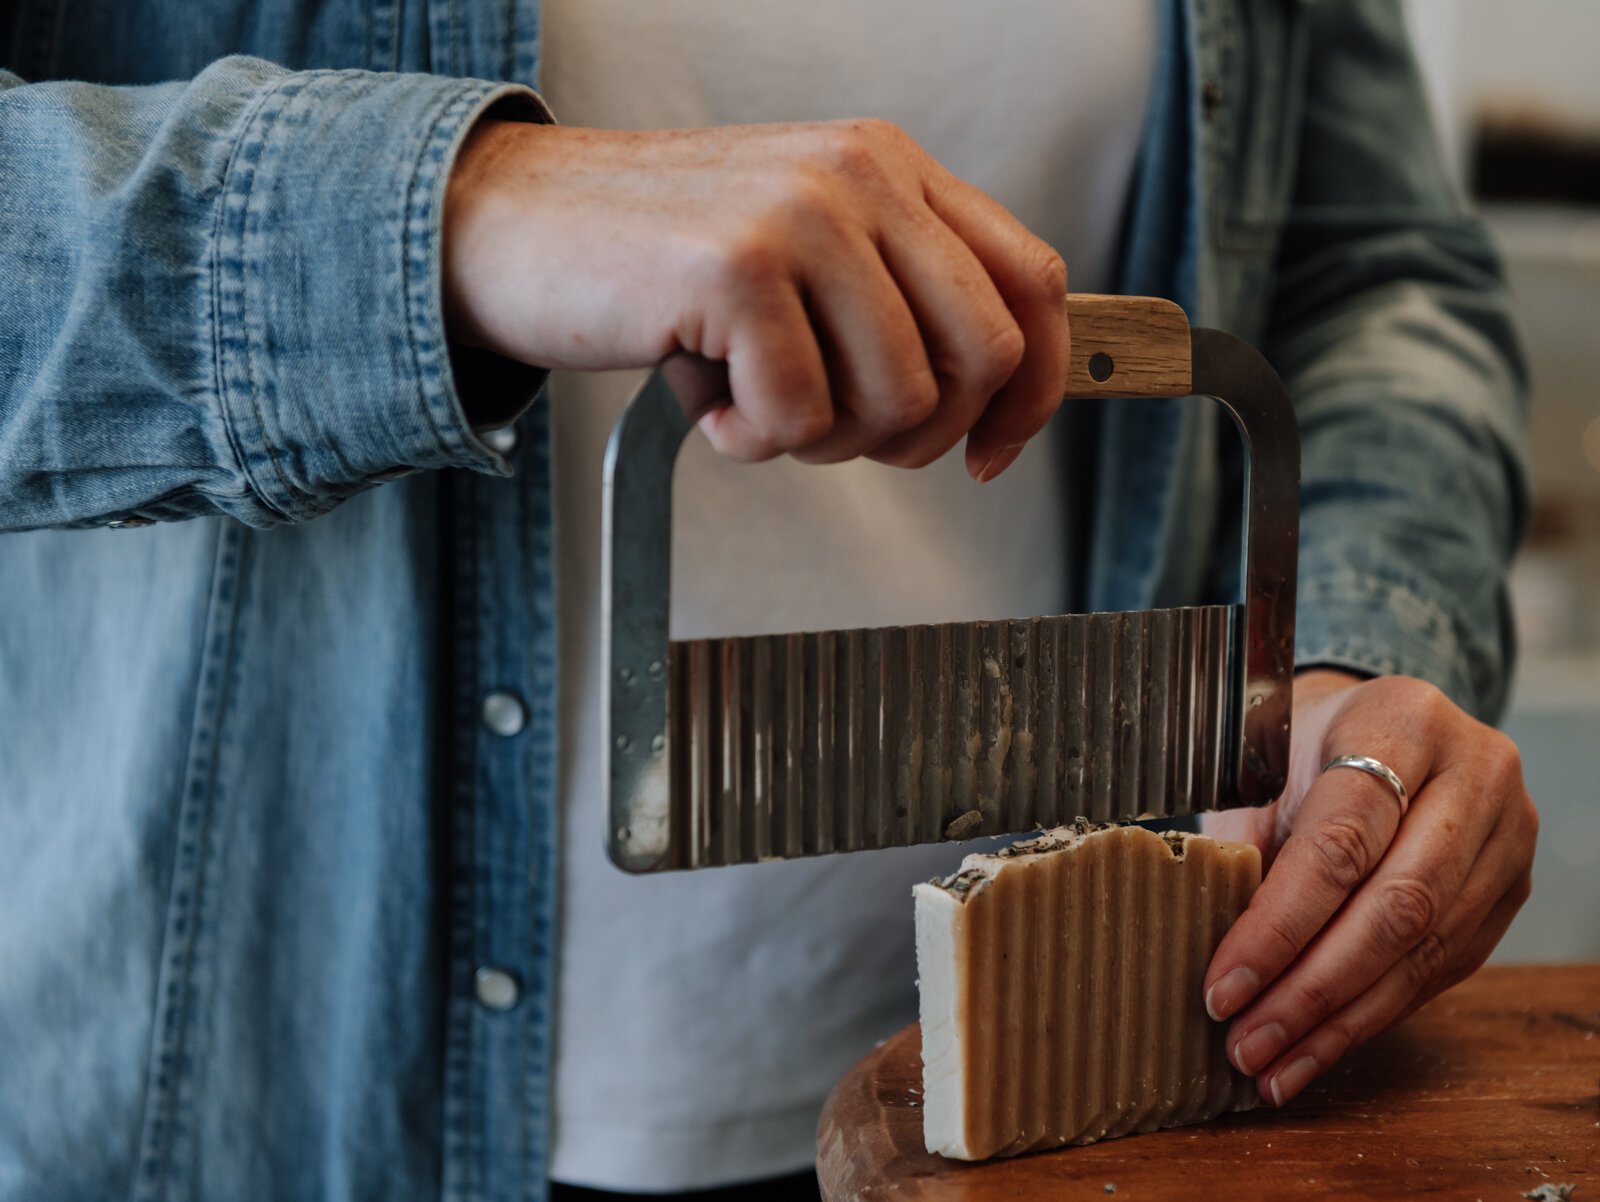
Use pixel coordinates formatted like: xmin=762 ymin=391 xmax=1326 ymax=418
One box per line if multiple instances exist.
xmin=914 ymin=823 xmax=1261 ymax=1161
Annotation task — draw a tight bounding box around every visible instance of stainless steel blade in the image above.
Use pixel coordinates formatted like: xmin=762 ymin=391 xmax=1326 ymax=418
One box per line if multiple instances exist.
xmin=611 ymin=606 xmax=1236 ymax=872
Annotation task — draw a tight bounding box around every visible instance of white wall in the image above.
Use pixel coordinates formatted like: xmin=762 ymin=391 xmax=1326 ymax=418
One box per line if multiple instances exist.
xmin=1403 ymin=0 xmax=1600 ymax=184
xmin=1454 ymin=0 xmax=1600 ymax=128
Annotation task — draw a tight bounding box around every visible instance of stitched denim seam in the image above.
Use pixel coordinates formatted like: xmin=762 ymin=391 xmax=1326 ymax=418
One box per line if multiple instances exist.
xmin=471 ymin=502 xmax=497 ymax=1202
xmin=444 ymin=476 xmax=485 ymax=1202
xmin=240 ymin=79 xmax=306 ymax=516
xmin=210 ymin=74 xmax=299 ymax=525
xmin=228 ymin=69 xmax=487 ymax=524
xmin=400 ymin=82 xmax=481 ymax=464
xmin=215 ymin=73 xmax=312 ymax=524
xmin=401 ymin=80 xmax=539 ymax=478
xmin=500 ymin=456 xmax=541 ymax=1199
xmin=133 ymin=525 xmax=251 ymax=1202
xmin=123 ymin=521 xmax=228 ymax=1201
xmin=178 ymin=535 xmax=258 ymax=1201
xmin=240 ymin=72 xmax=358 ymax=522
xmin=521 ymin=399 xmax=559 ymax=1200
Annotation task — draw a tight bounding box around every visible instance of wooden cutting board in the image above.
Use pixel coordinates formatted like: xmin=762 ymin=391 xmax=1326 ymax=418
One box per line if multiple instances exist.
xmin=817 ymin=964 xmax=1598 ymax=1201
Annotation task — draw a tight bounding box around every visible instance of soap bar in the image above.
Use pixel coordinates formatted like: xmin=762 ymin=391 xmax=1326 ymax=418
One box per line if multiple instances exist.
xmin=914 ymin=822 xmax=1261 ymax=1160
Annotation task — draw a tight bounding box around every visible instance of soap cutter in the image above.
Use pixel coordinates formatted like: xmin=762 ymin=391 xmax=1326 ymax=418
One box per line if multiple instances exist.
xmin=603 ymin=293 xmax=1298 ymax=872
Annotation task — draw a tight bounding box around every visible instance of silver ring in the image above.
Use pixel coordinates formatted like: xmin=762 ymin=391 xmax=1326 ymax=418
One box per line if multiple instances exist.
xmin=1322 ymin=754 xmax=1409 ymax=814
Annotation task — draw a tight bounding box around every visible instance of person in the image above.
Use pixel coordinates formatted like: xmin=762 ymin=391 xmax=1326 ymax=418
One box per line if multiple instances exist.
xmin=0 ymin=0 xmax=1538 ymax=1199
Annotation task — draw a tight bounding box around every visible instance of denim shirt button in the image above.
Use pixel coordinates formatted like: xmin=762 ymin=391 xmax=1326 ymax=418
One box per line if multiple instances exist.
xmin=482 ymin=424 xmax=518 ymax=455
xmin=474 ymin=966 xmax=521 ymax=1011
xmin=481 ymin=690 xmax=526 ymax=737
xmin=106 ymin=517 xmax=154 ymax=529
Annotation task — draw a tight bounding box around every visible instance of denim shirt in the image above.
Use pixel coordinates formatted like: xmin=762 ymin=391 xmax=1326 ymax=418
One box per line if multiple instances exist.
xmin=0 ymin=1 xmax=1526 ymax=1200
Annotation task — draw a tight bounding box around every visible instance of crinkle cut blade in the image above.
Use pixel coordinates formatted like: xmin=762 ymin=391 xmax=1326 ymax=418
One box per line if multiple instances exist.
xmin=646 ymin=604 xmax=1238 ymax=870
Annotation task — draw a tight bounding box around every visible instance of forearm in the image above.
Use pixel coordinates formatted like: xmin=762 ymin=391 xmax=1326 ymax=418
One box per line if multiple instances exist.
xmin=1273 ymin=219 xmax=1529 ymax=719
xmin=0 ymin=57 xmax=548 ymax=531
xmin=1263 ymin=0 xmax=1530 ymax=721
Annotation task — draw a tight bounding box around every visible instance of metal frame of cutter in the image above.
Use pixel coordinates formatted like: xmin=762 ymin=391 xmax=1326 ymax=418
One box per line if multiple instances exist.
xmin=602 ymin=295 xmax=1299 ymax=872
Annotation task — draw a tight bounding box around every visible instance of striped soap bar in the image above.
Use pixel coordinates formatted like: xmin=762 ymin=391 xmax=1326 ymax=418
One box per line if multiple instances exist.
xmin=913 ymin=822 xmax=1261 ymax=1160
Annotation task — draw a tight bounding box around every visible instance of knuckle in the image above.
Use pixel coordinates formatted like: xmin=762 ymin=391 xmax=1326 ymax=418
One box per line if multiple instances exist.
xmin=1367 ymin=675 xmax=1449 ymax=734
xmin=849 ymin=116 xmax=907 ymax=148
xmin=766 ymin=401 xmax=835 ymax=449
xmin=972 ymin=321 xmax=1026 ymax=391
xmin=1408 ymin=678 xmax=1453 ymax=735
xmin=1027 ymin=245 xmax=1069 ymax=306
xmin=1393 ymin=675 xmax=1444 ymax=709
xmin=813 ymin=123 xmax=886 ymax=177
xmin=1485 ymin=731 xmax=1525 ymax=792
xmin=775 ymin=167 xmax=844 ymax=225
xmin=1403 ymin=930 xmax=1450 ymax=992
xmin=852 ymin=374 xmax=938 ymax=437
xmin=1255 ymin=909 xmax=1309 ymax=967
xmin=1510 ymin=869 xmax=1534 ymax=909
xmin=1296 ymin=978 xmax=1346 ymax=1027
xmin=880 ymin=443 xmax=944 ymax=471
xmin=1373 ymin=876 xmax=1439 ymax=950
xmin=706 ymin=232 xmax=785 ymax=291
xmin=710 ymin=429 xmax=779 ymax=463
xmin=891 ymin=375 xmax=941 ymax=428
xmin=1320 ymin=1012 xmax=1367 ymax=1059
xmin=1438 ymin=953 xmax=1482 ymax=997
xmin=1520 ymin=795 xmax=1540 ymax=844
xmin=870 ymin=429 xmax=952 ymax=470
xmin=1305 ymin=817 xmax=1377 ymax=892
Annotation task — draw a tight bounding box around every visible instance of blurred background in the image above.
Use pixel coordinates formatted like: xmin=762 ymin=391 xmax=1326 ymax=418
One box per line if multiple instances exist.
xmin=1404 ymin=0 xmax=1600 ymax=961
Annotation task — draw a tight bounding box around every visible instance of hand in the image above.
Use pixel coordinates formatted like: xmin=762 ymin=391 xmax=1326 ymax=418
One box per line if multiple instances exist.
xmin=442 ymin=118 xmax=1071 ymax=479
xmin=1200 ymin=669 xmax=1536 ymax=1106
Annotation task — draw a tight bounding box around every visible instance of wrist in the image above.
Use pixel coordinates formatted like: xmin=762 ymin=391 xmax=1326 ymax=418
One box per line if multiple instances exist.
xmin=1293 ymin=667 xmax=1368 ymax=709
xmin=442 ymin=116 xmax=556 ymax=354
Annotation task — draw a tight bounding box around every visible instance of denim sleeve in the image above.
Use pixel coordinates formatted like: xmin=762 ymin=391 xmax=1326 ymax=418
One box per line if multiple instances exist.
xmin=0 ymin=56 xmax=551 ymax=530
xmin=1263 ymin=0 xmax=1530 ymax=722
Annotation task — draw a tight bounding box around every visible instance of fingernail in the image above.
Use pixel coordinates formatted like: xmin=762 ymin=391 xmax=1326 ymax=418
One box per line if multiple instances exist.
xmin=1269 ymin=1055 xmax=1319 ymax=1107
xmin=1231 ymin=1022 xmax=1287 ymax=1076
xmin=1205 ymin=966 xmax=1260 ymax=1021
xmin=975 ymin=442 xmax=1026 ymax=483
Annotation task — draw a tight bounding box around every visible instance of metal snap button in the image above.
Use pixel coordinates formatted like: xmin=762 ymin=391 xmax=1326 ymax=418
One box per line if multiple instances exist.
xmin=482 ymin=424 xmax=518 ymax=455
xmin=473 ymin=966 xmax=521 ymax=1011
xmin=481 ymin=690 xmax=527 ymax=737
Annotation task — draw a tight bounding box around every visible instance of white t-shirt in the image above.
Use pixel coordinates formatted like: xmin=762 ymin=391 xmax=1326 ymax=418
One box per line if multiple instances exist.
xmin=540 ymin=2 xmax=1155 ymax=1188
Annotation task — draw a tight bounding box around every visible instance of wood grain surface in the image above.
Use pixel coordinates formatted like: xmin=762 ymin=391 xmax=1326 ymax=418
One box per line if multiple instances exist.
xmin=817 ymin=964 xmax=1599 ymax=1201
xmin=1062 ymin=294 xmax=1192 ymax=399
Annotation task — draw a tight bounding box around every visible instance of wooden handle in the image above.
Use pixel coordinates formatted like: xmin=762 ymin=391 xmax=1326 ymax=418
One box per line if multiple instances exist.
xmin=659 ymin=292 xmax=1194 ymax=421
xmin=1063 ymin=293 xmax=1193 ymax=399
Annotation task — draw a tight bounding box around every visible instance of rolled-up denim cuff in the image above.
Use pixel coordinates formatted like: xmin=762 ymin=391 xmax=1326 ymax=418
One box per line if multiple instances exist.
xmin=1294 ymin=569 xmax=1480 ymax=714
xmin=212 ymin=67 xmax=551 ymax=523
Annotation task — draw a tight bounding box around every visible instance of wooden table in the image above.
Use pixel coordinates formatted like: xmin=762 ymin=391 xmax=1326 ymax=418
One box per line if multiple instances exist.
xmin=818 ymin=964 xmax=1599 ymax=1201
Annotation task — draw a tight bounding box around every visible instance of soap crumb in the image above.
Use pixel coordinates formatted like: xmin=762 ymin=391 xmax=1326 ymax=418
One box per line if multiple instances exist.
xmin=1103 ymin=1185 xmax=1116 ymax=1195
xmin=943 ymin=810 xmax=984 ymax=841
xmin=1523 ymin=1186 xmax=1575 ymax=1202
